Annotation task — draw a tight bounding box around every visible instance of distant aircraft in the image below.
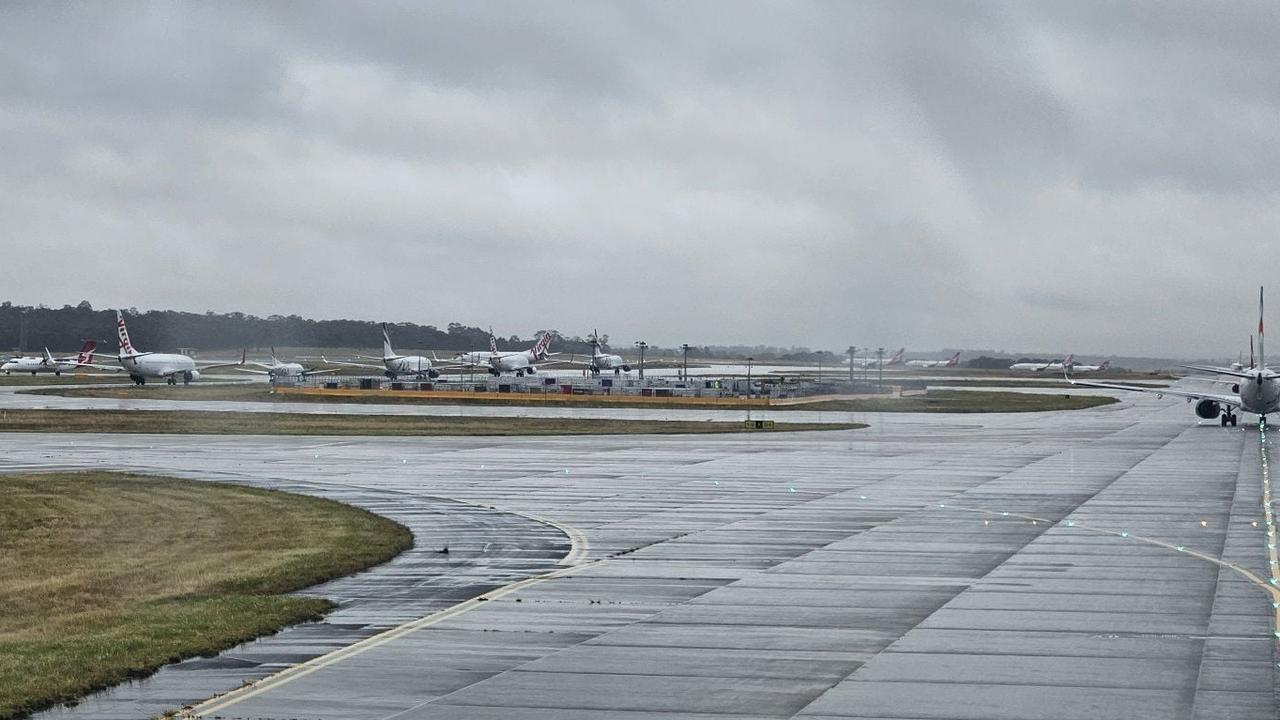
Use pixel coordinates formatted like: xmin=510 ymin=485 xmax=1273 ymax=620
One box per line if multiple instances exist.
xmin=455 ymin=332 xmax=555 ymax=376
xmin=1070 ymin=359 xmax=1111 ymax=373
xmin=115 ymin=311 xmax=243 ymax=385
xmin=451 ymin=327 xmax=503 ymax=368
xmin=237 ymin=348 xmax=335 ymax=381
xmin=325 ymin=324 xmax=439 ymax=379
xmin=906 ymin=352 xmax=961 ymax=369
xmin=2 ymin=341 xmax=99 ymax=376
xmin=1071 ymin=286 xmax=1280 ymax=427
xmin=851 ymin=348 xmax=905 ymax=368
xmin=1009 ymin=354 xmax=1072 ymax=372
xmin=561 ymin=330 xmax=631 ymax=375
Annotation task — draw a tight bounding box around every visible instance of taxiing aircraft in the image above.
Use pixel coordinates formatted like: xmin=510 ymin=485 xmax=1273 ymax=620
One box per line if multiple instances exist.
xmin=906 ymin=352 xmax=961 ymax=369
xmin=237 ymin=348 xmax=336 ymax=381
xmin=851 ymin=348 xmax=905 ymax=368
xmin=325 ymin=324 xmax=439 ymax=379
xmin=115 ymin=311 xmax=243 ymax=385
xmin=1070 ymin=287 xmax=1280 ymax=427
xmin=2 ymin=341 xmax=99 ymax=375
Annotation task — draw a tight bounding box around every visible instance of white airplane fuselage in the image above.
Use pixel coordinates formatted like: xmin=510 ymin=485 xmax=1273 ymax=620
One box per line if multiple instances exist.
xmin=265 ymin=362 xmax=306 ymax=378
xmin=493 ymin=351 xmax=537 ymax=374
xmin=2 ymin=357 xmax=77 ymax=375
xmin=592 ymin=352 xmax=629 ymax=372
xmin=120 ymin=353 xmax=199 ymax=380
xmin=1234 ymin=374 xmax=1280 ymax=415
xmin=384 ymin=355 xmax=433 ymax=378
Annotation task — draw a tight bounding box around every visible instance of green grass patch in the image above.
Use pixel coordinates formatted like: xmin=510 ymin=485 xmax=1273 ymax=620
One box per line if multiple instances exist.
xmin=0 ymin=409 xmax=861 ymax=436
xmin=779 ymin=389 xmax=1119 ymax=413
xmin=0 ymin=472 xmax=411 ymax=718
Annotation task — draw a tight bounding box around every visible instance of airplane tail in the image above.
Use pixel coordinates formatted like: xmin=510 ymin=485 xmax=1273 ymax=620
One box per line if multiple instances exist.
xmin=42 ymin=347 xmax=55 ymax=365
xmin=1064 ymin=353 xmax=1074 ymax=369
xmin=270 ymin=346 xmax=280 ymax=365
xmin=76 ymin=340 xmax=97 ymax=366
xmin=381 ymin=323 xmax=395 ymax=359
xmin=945 ymin=351 xmax=961 ymax=367
xmin=1251 ymin=335 xmax=1256 ymax=369
xmin=115 ymin=310 xmax=137 ymax=356
xmin=489 ymin=327 xmax=498 ymax=355
xmin=1097 ymin=360 xmax=1111 ymax=371
xmin=532 ymin=331 xmax=552 ymax=359
xmin=1259 ymin=286 xmax=1265 ymax=374
xmin=887 ymin=348 xmax=905 ymax=365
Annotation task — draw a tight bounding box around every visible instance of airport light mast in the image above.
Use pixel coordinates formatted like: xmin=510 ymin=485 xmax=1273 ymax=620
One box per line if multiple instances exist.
xmin=681 ymin=343 xmax=690 ymax=381
xmin=746 ymin=356 xmax=754 ymax=398
xmin=847 ymin=346 xmax=857 ymax=385
xmin=635 ymin=341 xmax=647 ymax=380
xmin=877 ymin=347 xmax=885 ymax=392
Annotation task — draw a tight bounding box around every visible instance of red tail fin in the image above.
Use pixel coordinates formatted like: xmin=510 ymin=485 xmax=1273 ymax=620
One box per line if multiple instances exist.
xmin=76 ymin=340 xmax=97 ymax=365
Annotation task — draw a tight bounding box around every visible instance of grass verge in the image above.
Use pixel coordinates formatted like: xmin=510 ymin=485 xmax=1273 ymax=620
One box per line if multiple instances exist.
xmin=0 ymin=409 xmax=861 ymax=435
xmin=0 ymin=375 xmax=130 ymax=387
xmin=776 ymin=389 xmax=1119 ymax=413
xmin=0 ymin=472 xmax=411 ymax=719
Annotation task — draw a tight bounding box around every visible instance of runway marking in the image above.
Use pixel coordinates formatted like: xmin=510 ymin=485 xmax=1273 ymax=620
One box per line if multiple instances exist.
xmin=187 ymin=556 xmax=598 ymax=718
xmin=184 ymin=500 xmax=589 ymax=718
xmin=933 ymin=454 xmax=1280 ymax=640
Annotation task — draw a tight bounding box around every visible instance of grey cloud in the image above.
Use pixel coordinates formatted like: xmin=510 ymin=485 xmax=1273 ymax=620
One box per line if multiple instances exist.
xmin=2 ymin=1 xmax=1279 ymax=356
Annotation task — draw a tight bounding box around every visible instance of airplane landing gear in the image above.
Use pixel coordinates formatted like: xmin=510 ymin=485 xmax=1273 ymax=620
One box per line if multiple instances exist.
xmin=130 ymin=374 xmax=145 ymax=386
xmin=167 ymin=376 xmax=177 ymax=386
xmin=1221 ymin=412 xmax=1238 ymax=427
xmin=183 ymin=371 xmax=193 ymax=385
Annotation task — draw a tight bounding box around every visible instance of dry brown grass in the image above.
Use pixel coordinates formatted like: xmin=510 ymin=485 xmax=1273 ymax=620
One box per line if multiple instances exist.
xmin=0 ymin=472 xmax=411 ymax=718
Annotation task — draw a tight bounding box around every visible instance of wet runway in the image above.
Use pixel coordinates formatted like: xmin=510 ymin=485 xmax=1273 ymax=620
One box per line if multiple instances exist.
xmin=11 ymin=390 xmax=1278 ymax=719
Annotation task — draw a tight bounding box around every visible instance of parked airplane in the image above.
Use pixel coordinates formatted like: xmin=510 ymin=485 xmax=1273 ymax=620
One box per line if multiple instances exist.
xmin=237 ymin=348 xmax=335 ymax=381
xmin=2 ymin=341 xmax=99 ymax=375
xmin=851 ymin=348 xmax=905 ymax=368
xmin=115 ymin=311 xmax=243 ymax=385
xmin=560 ymin=330 xmax=631 ymax=375
xmin=451 ymin=328 xmax=502 ymax=368
xmin=1070 ymin=287 xmax=1280 ymax=427
xmin=1070 ymin=359 xmax=1111 ymax=373
xmin=450 ymin=330 xmax=557 ymax=376
xmin=325 ymin=324 xmax=439 ymax=379
xmin=906 ymin=352 xmax=961 ymax=369
xmin=1010 ymin=354 xmax=1072 ymax=372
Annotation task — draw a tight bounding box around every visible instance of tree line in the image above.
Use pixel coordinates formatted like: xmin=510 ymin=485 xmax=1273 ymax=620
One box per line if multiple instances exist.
xmin=0 ymin=301 xmax=823 ymax=360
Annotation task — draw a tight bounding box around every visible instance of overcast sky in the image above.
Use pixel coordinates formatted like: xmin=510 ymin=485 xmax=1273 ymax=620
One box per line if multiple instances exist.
xmin=2 ymin=2 xmax=1278 ymax=356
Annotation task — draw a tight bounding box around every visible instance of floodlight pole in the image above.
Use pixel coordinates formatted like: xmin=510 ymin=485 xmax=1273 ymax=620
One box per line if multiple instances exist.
xmin=746 ymin=356 xmax=754 ymax=398
xmin=681 ymin=343 xmax=690 ymax=380
xmin=847 ymin=346 xmax=857 ymax=385
xmin=877 ymin=347 xmax=885 ymax=392
xmin=635 ymin=341 xmax=647 ymax=380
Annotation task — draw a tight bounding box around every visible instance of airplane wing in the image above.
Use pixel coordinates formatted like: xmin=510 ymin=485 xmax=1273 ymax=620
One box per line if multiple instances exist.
xmin=1068 ymin=377 xmax=1243 ymax=409
xmin=1179 ymin=364 xmax=1257 ymax=379
xmin=74 ymin=362 xmax=123 ymax=372
xmin=319 ymin=357 xmax=386 ymax=371
xmin=192 ymin=360 xmax=246 ymax=372
xmin=234 ymin=367 xmax=273 ymax=375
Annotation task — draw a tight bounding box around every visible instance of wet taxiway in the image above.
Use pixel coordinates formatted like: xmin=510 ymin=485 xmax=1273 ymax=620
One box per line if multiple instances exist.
xmin=11 ymin=390 xmax=1277 ymax=719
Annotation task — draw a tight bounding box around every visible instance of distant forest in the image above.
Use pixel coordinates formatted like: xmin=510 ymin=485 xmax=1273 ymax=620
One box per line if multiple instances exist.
xmin=0 ymin=301 xmax=827 ymax=360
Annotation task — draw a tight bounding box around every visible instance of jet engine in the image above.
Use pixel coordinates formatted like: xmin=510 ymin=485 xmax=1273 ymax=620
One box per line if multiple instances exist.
xmin=1194 ymin=399 xmax=1221 ymax=419
xmin=183 ymin=370 xmax=201 ymax=384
